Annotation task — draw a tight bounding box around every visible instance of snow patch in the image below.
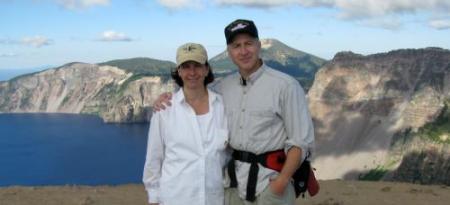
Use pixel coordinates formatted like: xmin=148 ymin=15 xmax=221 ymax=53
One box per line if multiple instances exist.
xmin=260 ymin=39 xmax=273 ymax=49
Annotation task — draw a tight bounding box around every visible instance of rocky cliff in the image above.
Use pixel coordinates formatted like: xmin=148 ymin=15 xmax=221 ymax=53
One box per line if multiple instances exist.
xmin=383 ymin=100 xmax=450 ymax=185
xmin=308 ymin=48 xmax=450 ymax=185
xmin=0 ymin=62 xmax=175 ymax=123
xmin=0 ymin=38 xmax=323 ymax=122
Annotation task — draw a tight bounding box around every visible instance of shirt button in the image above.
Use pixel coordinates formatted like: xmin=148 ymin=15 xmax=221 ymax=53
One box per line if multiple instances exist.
xmin=241 ymin=109 xmax=245 ymax=112
xmin=239 ymin=126 xmax=243 ymax=129
xmin=243 ymin=91 xmax=246 ymax=94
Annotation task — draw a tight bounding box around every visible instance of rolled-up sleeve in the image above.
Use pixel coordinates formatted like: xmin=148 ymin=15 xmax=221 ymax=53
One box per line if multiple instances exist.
xmin=143 ymin=112 xmax=164 ymax=204
xmin=281 ymin=82 xmax=315 ymax=162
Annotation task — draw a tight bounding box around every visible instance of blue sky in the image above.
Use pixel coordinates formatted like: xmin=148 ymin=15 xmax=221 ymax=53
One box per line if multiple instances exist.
xmin=1 ymin=0 xmax=450 ymax=70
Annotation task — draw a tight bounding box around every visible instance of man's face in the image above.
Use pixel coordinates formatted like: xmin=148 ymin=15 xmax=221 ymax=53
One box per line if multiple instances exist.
xmin=227 ymin=33 xmax=261 ymax=76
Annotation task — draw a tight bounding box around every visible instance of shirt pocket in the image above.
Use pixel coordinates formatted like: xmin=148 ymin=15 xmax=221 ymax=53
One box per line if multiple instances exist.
xmin=248 ymin=109 xmax=275 ymax=140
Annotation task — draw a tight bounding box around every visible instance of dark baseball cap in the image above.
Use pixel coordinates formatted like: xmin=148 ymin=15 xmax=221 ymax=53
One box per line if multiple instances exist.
xmin=224 ymin=19 xmax=259 ymax=44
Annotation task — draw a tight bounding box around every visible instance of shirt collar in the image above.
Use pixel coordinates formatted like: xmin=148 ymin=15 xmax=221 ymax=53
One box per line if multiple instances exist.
xmin=174 ymin=88 xmax=219 ymax=105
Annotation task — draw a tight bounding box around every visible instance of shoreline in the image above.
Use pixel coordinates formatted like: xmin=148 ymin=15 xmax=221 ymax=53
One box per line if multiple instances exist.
xmin=1 ymin=180 xmax=449 ymax=205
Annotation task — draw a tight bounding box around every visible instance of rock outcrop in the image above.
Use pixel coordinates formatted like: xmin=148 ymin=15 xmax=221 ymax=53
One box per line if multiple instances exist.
xmin=386 ymin=135 xmax=450 ymax=185
xmin=308 ymin=48 xmax=450 ymax=183
xmin=0 ymin=63 xmax=175 ymax=123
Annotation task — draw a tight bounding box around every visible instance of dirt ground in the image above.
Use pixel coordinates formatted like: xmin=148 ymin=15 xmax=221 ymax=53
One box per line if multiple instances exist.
xmin=0 ymin=180 xmax=449 ymax=205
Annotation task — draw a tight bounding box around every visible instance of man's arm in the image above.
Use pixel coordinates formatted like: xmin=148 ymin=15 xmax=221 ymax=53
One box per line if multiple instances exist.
xmin=152 ymin=92 xmax=173 ymax=111
xmin=271 ymin=80 xmax=315 ymax=195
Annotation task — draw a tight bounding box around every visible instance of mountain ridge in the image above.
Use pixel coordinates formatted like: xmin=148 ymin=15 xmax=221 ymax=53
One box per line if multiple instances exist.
xmin=1 ymin=38 xmax=323 ymax=122
xmin=1 ymin=44 xmax=449 ymax=185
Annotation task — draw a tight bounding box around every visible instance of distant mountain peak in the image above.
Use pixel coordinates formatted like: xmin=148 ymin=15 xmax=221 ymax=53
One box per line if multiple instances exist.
xmin=332 ymin=47 xmax=450 ymax=62
xmin=58 ymin=62 xmax=89 ymax=68
xmin=99 ymin=57 xmax=175 ymax=75
xmin=209 ymin=38 xmax=326 ymax=89
xmin=261 ymin=38 xmax=277 ymax=49
xmin=260 ymin=38 xmax=291 ymax=50
xmin=332 ymin=51 xmax=364 ymax=61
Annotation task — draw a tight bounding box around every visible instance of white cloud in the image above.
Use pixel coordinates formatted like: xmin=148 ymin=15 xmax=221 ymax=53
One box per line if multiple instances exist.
xmin=429 ymin=19 xmax=450 ymax=30
xmin=0 ymin=53 xmax=18 ymax=57
xmin=227 ymin=0 xmax=449 ymax=16
xmin=21 ymin=36 xmax=53 ymax=48
xmin=213 ymin=0 xmax=450 ymax=18
xmin=316 ymin=0 xmax=450 ymax=19
xmin=157 ymin=0 xmax=204 ymax=9
xmin=159 ymin=0 xmax=450 ymax=29
xmin=358 ymin=18 xmax=402 ymax=30
xmin=99 ymin=30 xmax=132 ymax=42
xmin=57 ymin=0 xmax=110 ymax=9
xmin=215 ymin=0 xmax=298 ymax=8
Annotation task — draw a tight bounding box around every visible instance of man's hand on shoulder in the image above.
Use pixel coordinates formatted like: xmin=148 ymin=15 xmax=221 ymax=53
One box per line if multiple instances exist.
xmin=153 ymin=92 xmax=173 ymax=112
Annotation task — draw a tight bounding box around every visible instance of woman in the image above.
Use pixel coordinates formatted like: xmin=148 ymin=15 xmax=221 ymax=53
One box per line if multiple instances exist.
xmin=143 ymin=43 xmax=229 ymax=205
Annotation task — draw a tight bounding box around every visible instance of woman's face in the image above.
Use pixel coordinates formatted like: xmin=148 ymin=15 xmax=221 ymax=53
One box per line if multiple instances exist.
xmin=178 ymin=61 xmax=209 ymax=89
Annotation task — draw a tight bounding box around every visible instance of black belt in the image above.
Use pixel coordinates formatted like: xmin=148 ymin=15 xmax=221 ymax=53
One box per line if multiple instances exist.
xmin=227 ymin=149 xmax=284 ymax=202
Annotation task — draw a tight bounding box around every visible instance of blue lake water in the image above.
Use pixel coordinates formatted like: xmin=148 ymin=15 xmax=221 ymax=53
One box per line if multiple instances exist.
xmin=0 ymin=113 xmax=149 ymax=187
xmin=0 ymin=69 xmax=38 ymax=82
xmin=0 ymin=67 xmax=51 ymax=82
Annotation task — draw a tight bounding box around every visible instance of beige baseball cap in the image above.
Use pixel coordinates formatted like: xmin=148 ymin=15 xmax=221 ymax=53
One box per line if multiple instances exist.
xmin=176 ymin=43 xmax=208 ymax=67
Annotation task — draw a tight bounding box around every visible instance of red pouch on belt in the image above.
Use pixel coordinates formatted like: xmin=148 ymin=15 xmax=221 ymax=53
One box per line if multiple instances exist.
xmin=307 ymin=168 xmax=319 ymax=196
xmin=265 ymin=151 xmax=285 ymax=172
xmin=261 ymin=150 xmax=320 ymax=198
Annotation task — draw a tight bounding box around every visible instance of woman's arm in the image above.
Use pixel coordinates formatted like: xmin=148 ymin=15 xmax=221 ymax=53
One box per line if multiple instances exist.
xmin=143 ymin=113 xmax=165 ymax=204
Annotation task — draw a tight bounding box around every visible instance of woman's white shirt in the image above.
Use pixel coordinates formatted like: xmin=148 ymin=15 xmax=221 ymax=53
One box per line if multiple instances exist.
xmin=143 ymin=89 xmax=229 ymax=205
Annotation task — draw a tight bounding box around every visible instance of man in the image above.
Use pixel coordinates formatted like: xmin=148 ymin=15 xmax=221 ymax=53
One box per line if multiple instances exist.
xmin=218 ymin=19 xmax=314 ymax=205
xmin=154 ymin=19 xmax=314 ymax=205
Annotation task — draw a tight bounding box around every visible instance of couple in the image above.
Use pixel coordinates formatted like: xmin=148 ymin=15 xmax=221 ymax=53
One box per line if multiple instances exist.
xmin=143 ymin=19 xmax=315 ymax=205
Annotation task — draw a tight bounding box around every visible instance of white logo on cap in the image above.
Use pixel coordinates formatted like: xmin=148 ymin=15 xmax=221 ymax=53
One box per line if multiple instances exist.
xmin=231 ymin=23 xmax=247 ymax=32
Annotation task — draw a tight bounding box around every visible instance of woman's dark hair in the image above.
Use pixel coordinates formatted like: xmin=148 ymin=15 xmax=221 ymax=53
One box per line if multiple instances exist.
xmin=171 ymin=61 xmax=214 ymax=87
